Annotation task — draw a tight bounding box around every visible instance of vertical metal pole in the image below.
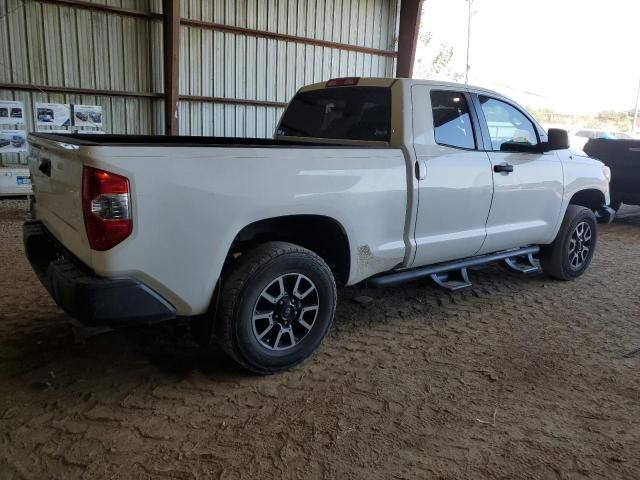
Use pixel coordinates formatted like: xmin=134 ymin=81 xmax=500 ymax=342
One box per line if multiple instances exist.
xmin=163 ymin=0 xmax=180 ymax=136
xmin=396 ymin=0 xmax=425 ymax=78
xmin=633 ymin=79 xmax=640 ymax=134
xmin=465 ymin=0 xmax=472 ymax=84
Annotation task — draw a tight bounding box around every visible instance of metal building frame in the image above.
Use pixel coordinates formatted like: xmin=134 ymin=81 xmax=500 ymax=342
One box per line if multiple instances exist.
xmin=3 ymin=0 xmax=424 ymax=136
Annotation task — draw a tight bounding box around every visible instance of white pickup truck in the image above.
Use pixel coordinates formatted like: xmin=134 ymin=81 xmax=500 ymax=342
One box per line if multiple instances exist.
xmin=24 ymin=77 xmax=614 ymax=373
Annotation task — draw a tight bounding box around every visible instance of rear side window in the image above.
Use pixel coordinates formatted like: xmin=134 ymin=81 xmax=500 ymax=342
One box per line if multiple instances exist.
xmin=277 ymin=87 xmax=391 ymax=142
xmin=430 ymin=91 xmax=476 ymax=150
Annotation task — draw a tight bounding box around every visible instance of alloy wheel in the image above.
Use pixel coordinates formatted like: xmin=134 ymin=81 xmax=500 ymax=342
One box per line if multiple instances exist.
xmin=251 ymin=273 xmax=320 ymax=351
xmin=568 ymin=221 xmax=592 ymax=270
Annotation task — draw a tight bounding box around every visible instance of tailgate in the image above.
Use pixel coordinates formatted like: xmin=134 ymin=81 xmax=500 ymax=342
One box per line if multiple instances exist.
xmin=28 ymin=135 xmax=91 ymax=265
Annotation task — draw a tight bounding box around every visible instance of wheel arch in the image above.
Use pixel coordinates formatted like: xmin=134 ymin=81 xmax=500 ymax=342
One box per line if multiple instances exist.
xmin=227 ymin=214 xmax=352 ymax=286
xmin=568 ymin=188 xmax=606 ymax=211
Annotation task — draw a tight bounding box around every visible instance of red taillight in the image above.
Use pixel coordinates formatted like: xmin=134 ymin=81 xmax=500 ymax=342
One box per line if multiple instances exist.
xmin=82 ymin=166 xmax=132 ymax=251
xmin=325 ymin=77 xmax=360 ymax=87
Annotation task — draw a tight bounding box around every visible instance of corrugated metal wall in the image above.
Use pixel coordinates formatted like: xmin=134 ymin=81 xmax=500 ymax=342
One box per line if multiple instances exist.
xmin=0 ymin=0 xmax=399 ymax=165
xmin=179 ymin=0 xmax=399 ymax=137
xmin=0 ymin=0 xmax=163 ymax=164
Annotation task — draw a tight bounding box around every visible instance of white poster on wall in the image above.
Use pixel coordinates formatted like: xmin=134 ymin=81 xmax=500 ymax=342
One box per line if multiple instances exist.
xmin=36 ymin=103 xmax=71 ymax=127
xmin=73 ymin=105 xmax=103 ymax=127
xmin=0 ymin=101 xmax=25 ymax=125
xmin=0 ymin=130 xmax=27 ymax=153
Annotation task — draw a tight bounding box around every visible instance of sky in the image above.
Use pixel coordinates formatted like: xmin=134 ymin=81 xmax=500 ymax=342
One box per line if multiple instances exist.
xmin=415 ymin=0 xmax=640 ymax=115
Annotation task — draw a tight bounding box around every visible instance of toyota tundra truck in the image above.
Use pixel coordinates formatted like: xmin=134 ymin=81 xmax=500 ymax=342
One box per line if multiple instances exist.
xmin=23 ymin=78 xmax=614 ymax=373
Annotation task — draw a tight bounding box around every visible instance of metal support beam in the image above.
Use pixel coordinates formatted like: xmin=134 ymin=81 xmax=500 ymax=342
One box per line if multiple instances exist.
xmin=396 ymin=0 xmax=424 ymax=78
xmin=181 ymin=18 xmax=397 ymax=57
xmin=163 ymin=0 xmax=180 ymax=136
xmin=34 ymin=0 xmax=161 ymax=19
xmin=180 ymin=95 xmax=287 ymax=108
xmin=0 ymin=82 xmax=162 ymax=99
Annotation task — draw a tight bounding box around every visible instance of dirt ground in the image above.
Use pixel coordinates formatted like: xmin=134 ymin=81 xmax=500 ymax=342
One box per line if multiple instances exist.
xmin=1 ymin=198 xmax=639 ymax=480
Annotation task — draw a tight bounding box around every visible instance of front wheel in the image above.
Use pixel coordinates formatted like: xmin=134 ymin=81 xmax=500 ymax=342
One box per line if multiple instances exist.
xmin=540 ymin=205 xmax=598 ymax=281
xmin=216 ymin=242 xmax=337 ymax=374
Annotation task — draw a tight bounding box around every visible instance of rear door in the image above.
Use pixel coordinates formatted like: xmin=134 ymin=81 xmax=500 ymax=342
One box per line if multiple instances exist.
xmin=472 ymin=95 xmax=564 ymax=253
xmin=410 ymin=86 xmax=494 ymax=267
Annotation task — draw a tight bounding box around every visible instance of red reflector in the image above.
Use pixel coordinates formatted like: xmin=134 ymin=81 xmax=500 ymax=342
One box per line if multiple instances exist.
xmin=325 ymin=77 xmax=360 ymax=87
xmin=82 ymin=166 xmax=132 ymax=251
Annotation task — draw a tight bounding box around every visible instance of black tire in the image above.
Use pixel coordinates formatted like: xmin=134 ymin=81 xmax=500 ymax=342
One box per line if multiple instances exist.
xmin=215 ymin=241 xmax=337 ymax=374
xmin=540 ymin=205 xmax=597 ymax=281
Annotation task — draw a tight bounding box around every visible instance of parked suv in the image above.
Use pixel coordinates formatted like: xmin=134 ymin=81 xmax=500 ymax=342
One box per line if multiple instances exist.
xmin=584 ymin=138 xmax=640 ymax=210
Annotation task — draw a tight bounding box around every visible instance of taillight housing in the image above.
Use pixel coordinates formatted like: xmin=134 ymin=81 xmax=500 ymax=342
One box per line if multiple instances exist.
xmin=82 ymin=166 xmax=132 ymax=251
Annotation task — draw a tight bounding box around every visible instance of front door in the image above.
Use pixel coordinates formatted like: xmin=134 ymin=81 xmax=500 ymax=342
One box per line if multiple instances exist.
xmin=411 ymin=86 xmax=494 ymax=267
xmin=473 ymin=95 xmax=564 ymax=254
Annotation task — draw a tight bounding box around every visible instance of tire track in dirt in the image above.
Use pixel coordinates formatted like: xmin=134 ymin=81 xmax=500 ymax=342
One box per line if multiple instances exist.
xmin=1 ymin=199 xmax=639 ymax=479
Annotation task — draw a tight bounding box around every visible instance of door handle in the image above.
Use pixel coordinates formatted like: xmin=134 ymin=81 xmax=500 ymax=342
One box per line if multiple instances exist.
xmin=415 ymin=160 xmax=427 ymax=180
xmin=494 ymin=163 xmax=514 ymax=174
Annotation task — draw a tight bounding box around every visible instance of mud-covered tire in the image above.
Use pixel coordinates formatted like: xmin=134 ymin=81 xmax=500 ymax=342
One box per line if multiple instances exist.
xmin=215 ymin=241 xmax=337 ymax=374
xmin=540 ymin=205 xmax=597 ymax=281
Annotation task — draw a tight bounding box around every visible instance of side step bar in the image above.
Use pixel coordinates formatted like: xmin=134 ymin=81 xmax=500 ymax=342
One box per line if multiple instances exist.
xmin=430 ymin=269 xmax=472 ymax=291
xmin=367 ymin=246 xmax=540 ymax=289
xmin=503 ymin=252 xmax=540 ymax=274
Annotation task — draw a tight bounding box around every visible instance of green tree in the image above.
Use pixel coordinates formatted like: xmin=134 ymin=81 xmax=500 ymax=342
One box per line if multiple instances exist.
xmin=413 ymin=21 xmax=462 ymax=81
xmin=596 ymin=111 xmax=631 ymax=131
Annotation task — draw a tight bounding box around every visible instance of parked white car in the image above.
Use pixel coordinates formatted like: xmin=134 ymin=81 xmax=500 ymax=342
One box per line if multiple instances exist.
xmin=24 ymin=77 xmax=613 ymax=373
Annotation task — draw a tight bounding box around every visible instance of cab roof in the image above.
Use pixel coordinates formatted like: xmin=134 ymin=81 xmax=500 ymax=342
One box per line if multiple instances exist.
xmin=299 ymin=77 xmax=507 ymax=99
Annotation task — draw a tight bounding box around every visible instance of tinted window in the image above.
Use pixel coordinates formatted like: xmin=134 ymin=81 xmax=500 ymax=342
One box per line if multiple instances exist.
xmin=430 ymin=91 xmax=475 ymax=149
xmin=479 ymin=96 xmax=539 ymax=151
xmin=277 ymin=87 xmax=391 ymax=141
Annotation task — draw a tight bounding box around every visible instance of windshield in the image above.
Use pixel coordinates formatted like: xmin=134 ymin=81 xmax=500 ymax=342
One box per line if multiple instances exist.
xmin=277 ymin=87 xmax=391 ymax=142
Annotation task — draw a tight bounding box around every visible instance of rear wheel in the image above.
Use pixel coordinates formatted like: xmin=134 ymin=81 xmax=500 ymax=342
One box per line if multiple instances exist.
xmin=216 ymin=242 xmax=337 ymax=374
xmin=540 ymin=205 xmax=597 ymax=280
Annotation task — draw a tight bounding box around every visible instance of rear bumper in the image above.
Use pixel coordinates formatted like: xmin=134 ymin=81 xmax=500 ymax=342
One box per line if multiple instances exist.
xmin=23 ymin=220 xmax=176 ymax=326
xmin=595 ymin=205 xmax=616 ymax=224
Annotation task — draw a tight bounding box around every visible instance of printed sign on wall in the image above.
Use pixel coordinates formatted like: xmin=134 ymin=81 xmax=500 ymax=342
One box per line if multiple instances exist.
xmin=73 ymin=105 xmax=103 ymax=127
xmin=0 ymin=130 xmax=27 ymax=153
xmin=0 ymin=101 xmax=25 ymax=125
xmin=36 ymin=103 xmax=71 ymax=127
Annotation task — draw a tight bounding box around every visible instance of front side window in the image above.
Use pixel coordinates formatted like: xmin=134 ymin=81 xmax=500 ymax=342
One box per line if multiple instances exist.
xmin=479 ymin=96 xmax=539 ymax=151
xmin=430 ymin=90 xmax=476 ymax=150
xmin=277 ymin=87 xmax=391 ymax=142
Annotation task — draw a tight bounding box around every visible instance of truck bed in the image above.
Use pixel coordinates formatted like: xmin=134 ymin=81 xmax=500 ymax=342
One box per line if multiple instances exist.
xmin=27 ymin=132 xmax=408 ymax=315
xmin=30 ymin=133 xmax=390 ymax=149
